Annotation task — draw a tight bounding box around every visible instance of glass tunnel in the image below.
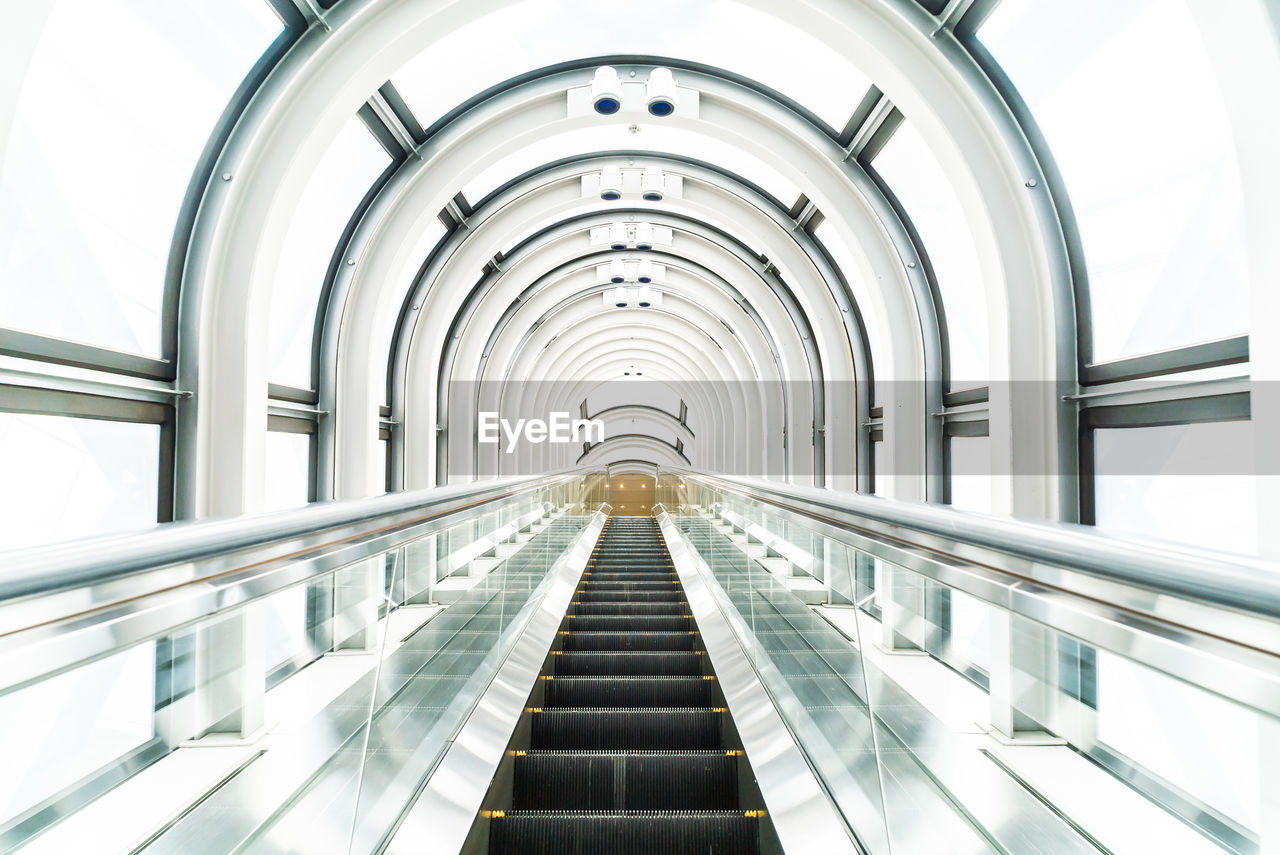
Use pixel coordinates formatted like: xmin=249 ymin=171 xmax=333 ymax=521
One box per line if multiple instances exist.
xmin=1 ymin=1 xmax=1278 ymax=853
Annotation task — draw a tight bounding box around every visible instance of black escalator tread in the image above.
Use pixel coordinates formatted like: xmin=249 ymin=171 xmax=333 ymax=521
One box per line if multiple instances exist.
xmin=489 ymin=811 xmax=760 ymax=855
xmin=565 ymin=615 xmax=691 ymax=631
xmin=511 ymin=751 xmax=740 ymax=810
xmin=551 ymin=651 xmax=702 ymax=676
xmin=577 ymin=580 xmax=680 ymax=589
xmin=559 ymin=631 xmax=697 ymax=652
xmin=542 ymin=676 xmax=715 ymax=708
xmin=529 ymin=708 xmax=724 ymax=750
xmin=569 ymin=602 xmax=687 ymax=616
xmin=575 ymin=589 xmax=683 ymax=602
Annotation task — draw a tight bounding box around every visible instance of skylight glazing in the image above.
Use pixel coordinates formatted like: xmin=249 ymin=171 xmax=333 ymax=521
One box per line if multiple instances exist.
xmin=392 ymin=0 xmax=870 ymax=132
xmin=0 ymin=0 xmax=281 ymax=356
xmin=981 ymin=0 xmax=1249 ymax=362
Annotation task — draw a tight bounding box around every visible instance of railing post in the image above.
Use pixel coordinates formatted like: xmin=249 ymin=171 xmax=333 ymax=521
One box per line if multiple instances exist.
xmin=194 ymin=606 xmax=266 ymax=738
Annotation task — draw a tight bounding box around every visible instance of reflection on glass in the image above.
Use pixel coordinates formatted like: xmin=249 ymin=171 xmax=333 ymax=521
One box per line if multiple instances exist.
xmin=0 ymin=642 xmax=155 ymax=825
xmin=1097 ymin=651 xmax=1260 ymax=830
xmin=1093 ymin=420 xmax=1256 ymax=553
xmin=981 ymin=0 xmax=1248 ymax=361
xmin=873 ymin=121 xmax=989 ymax=388
xmin=393 ymin=0 xmax=869 ymax=131
xmin=0 ymin=413 xmax=159 ymax=549
xmin=268 ymin=116 xmax=391 ymax=387
xmin=0 ymin=0 xmax=281 ymax=355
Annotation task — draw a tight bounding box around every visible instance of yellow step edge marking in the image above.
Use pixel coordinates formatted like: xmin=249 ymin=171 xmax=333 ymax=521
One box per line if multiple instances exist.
xmin=712 ymin=707 xmax=728 ymax=713
xmin=726 ymin=750 xmax=744 ymax=756
xmin=481 ymin=810 xmax=505 ymax=818
xmin=526 ymin=707 xmax=542 ymax=713
xmin=745 ymin=810 xmax=767 ymax=818
xmin=703 ymin=675 xmax=717 ymax=680
xmin=508 ymin=750 xmax=527 ymax=756
xmin=540 ymin=675 xmax=554 ymax=680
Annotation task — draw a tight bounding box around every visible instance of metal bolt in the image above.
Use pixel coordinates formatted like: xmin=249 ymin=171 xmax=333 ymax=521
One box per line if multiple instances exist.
xmin=907 ymin=261 xmax=917 ymax=269
xmin=221 ymin=172 xmax=232 ymax=181
xmin=346 ymin=258 xmax=356 ymax=266
xmin=1025 ymin=179 xmax=1038 ymax=188
xmin=629 ymin=70 xmax=637 ymax=78
xmin=628 ymin=124 xmax=641 ymax=134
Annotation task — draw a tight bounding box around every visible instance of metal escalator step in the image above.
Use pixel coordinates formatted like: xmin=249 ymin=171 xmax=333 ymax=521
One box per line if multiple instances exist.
xmin=542 ymin=676 xmax=715 ymax=708
xmin=578 ymin=580 xmax=679 ymax=589
xmin=569 ymin=602 xmax=689 ymax=616
xmin=511 ymin=751 xmax=739 ymax=810
xmin=564 ymin=615 xmax=691 ymax=631
xmin=488 ymin=811 xmax=760 ymax=855
xmin=551 ymin=651 xmax=702 ymax=676
xmin=529 ymin=709 xmax=725 ymax=750
xmin=559 ymin=632 xmax=696 ymax=652
xmin=575 ymin=590 xmax=683 ymax=603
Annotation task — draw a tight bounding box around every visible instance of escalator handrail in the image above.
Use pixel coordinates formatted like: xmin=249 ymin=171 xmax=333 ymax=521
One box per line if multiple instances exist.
xmin=0 ymin=467 xmax=600 ymax=601
xmin=663 ymin=468 xmax=1280 ymax=620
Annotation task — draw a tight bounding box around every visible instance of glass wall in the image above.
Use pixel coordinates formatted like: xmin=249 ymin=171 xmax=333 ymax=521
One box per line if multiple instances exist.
xmin=0 ymin=413 xmax=159 ymax=549
xmin=0 ymin=0 xmax=281 ymax=355
xmin=264 ymin=429 xmax=312 ymax=511
xmin=1092 ymin=419 xmax=1256 ymax=554
xmin=981 ymin=0 xmax=1248 ymax=362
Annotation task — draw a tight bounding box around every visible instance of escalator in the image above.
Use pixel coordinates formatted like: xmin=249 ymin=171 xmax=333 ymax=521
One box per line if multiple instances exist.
xmin=476 ymin=516 xmax=776 ymax=854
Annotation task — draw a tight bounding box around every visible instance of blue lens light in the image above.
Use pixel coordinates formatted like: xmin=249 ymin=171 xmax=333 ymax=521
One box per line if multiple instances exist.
xmin=648 ymin=100 xmax=674 ymax=117
xmin=594 ymin=97 xmax=620 ymax=115
xmin=642 ymin=192 xmax=662 ymax=202
xmin=610 ymin=242 xmax=627 ymax=250
xmin=638 ymin=276 xmax=652 ymax=283
xmin=601 ymin=191 xmax=621 ymax=200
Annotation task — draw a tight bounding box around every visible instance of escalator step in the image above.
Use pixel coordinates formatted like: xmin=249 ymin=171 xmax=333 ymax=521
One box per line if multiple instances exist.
xmin=565 ymin=615 xmax=690 ymax=631
xmin=511 ymin=751 xmax=739 ymax=810
xmin=529 ymin=709 xmax=725 ymax=750
xmin=542 ymin=676 xmax=715 ymax=708
xmin=578 ymin=580 xmax=680 ymax=589
xmin=488 ymin=811 xmax=760 ymax=855
xmin=575 ymin=590 xmax=683 ymax=603
xmin=560 ymin=632 xmax=696 ymax=652
xmin=570 ymin=603 xmax=689 ymax=616
xmin=551 ymin=651 xmax=702 ymax=676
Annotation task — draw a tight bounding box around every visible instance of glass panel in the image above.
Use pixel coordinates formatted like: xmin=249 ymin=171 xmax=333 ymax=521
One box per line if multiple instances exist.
xmin=0 ymin=413 xmax=158 ymax=549
xmin=264 ymin=430 xmax=312 ymax=511
xmin=948 ymin=590 xmax=990 ymax=672
xmin=1097 ymin=651 xmax=1260 ymax=830
xmin=948 ymin=433 xmax=992 ymax=513
xmin=263 ymin=586 xmax=310 ymax=674
xmin=0 ymin=0 xmax=281 ymax=355
xmin=873 ymin=121 xmax=989 ymax=388
xmin=460 ymin=124 xmax=799 ymax=208
xmin=1093 ymin=420 xmax=1256 ymax=553
xmin=872 ymin=438 xmax=886 ymax=496
xmin=392 ymin=0 xmax=869 ymax=131
xmin=981 ymin=0 xmax=1248 ymax=361
xmin=0 ymin=642 xmax=155 ymax=824
xmin=268 ymin=116 xmax=391 ymax=387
